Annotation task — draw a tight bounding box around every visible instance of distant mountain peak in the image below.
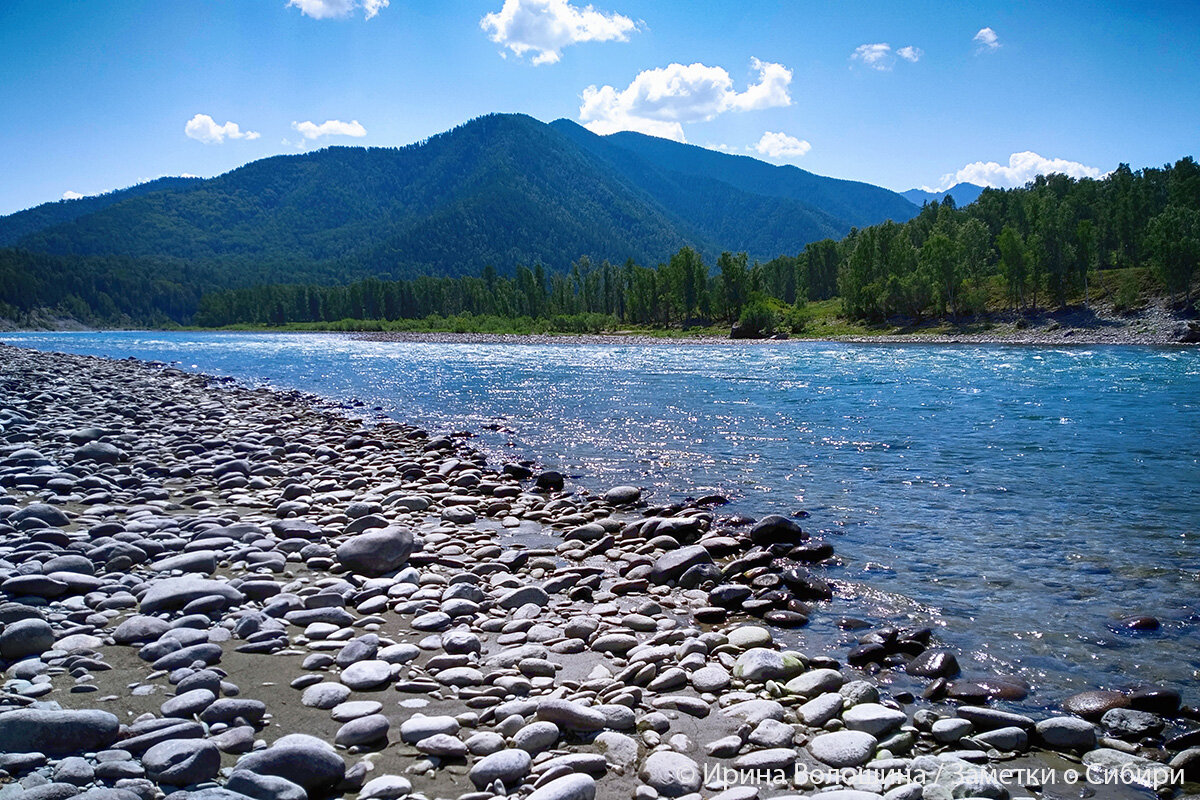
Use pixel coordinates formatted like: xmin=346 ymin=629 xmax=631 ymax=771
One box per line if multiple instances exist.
xmin=901 ymin=182 xmax=986 ymax=208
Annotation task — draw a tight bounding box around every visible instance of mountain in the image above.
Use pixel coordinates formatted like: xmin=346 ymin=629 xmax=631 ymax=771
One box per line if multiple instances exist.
xmin=901 ymin=183 xmax=986 ymax=208
xmin=4 ymin=114 xmax=918 ymax=281
xmin=0 ymin=176 xmax=202 ymax=248
xmin=1 ymin=113 xmax=923 ymax=323
xmin=555 ymin=121 xmax=918 ymax=230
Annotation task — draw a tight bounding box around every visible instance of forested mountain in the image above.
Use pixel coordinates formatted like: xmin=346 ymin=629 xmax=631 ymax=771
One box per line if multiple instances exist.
xmin=193 ymin=156 xmax=1200 ymax=331
xmin=1 ymin=114 xmax=917 ymax=289
xmin=901 ymin=183 xmax=985 ymax=208
xmin=0 ymin=176 xmax=202 ymax=248
xmin=556 ymin=122 xmax=919 ymax=228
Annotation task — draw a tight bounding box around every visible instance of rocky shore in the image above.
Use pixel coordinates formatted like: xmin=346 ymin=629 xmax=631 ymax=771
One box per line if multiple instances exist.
xmin=0 ymin=343 xmax=1197 ymax=800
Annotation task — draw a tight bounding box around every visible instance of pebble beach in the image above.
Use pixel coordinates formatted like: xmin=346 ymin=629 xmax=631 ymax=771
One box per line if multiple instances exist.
xmin=1 ymin=342 xmax=1197 ymax=800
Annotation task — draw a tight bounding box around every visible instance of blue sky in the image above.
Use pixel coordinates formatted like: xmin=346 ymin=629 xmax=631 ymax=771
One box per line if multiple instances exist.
xmin=1 ymin=0 xmax=1197 ymax=215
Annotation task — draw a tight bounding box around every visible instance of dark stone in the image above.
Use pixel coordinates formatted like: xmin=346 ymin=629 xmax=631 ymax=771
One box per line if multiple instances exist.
xmin=838 ymin=618 xmax=872 ymax=631
xmin=945 ymin=682 xmax=990 ymax=704
xmin=708 ymin=584 xmax=753 ymax=607
xmin=0 ymin=709 xmax=119 ymax=756
xmin=1116 ymin=615 xmax=1160 ymax=632
xmin=649 ymin=545 xmax=712 ymax=585
xmin=956 ymin=706 xmax=1036 ymax=731
xmin=693 ymin=607 xmax=727 ymax=624
xmin=1062 ymin=690 xmax=1129 ymax=720
xmin=199 ymin=698 xmax=267 ymax=726
xmin=0 ymin=617 xmax=55 ymax=660
xmin=1128 ymin=686 xmax=1181 ymax=716
xmin=788 ymin=540 xmax=834 ymax=562
xmin=780 ymin=566 xmax=833 ymax=600
xmin=502 ymin=463 xmax=533 ymax=480
xmin=922 ymin=678 xmax=949 ymax=701
xmin=847 ymin=642 xmax=888 ymax=666
xmin=9 ymin=503 xmax=71 ymax=527
xmin=763 ymin=610 xmax=808 ymax=628
xmin=905 ymin=649 xmax=960 ymax=679
xmin=730 ymin=322 xmax=766 ymax=340
xmin=748 ymin=514 xmax=806 ymax=546
xmin=535 ymin=471 xmax=564 ymax=491
xmin=116 ymin=720 xmax=205 ymax=755
xmin=678 ymin=562 xmax=723 ymax=589
xmin=974 ymin=676 xmax=1029 ymax=702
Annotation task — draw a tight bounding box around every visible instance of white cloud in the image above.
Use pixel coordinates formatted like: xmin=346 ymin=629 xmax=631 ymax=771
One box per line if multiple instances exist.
xmin=974 ymin=26 xmax=1000 ymax=52
xmin=481 ymin=0 xmax=639 ymax=65
xmin=935 ymin=151 xmax=1106 ymax=190
xmin=287 ymin=0 xmax=388 ymax=20
xmin=291 ymin=119 xmax=368 ymax=140
xmin=703 ymin=142 xmax=741 ymax=154
xmin=753 ymin=131 xmax=811 ymax=161
xmin=579 ymin=58 xmax=792 ymax=142
xmin=852 ymin=43 xmax=893 ymax=71
xmin=852 ymin=43 xmax=922 ymax=71
xmin=184 ymin=114 xmax=261 ymax=144
xmin=62 ymin=191 xmax=85 ymax=200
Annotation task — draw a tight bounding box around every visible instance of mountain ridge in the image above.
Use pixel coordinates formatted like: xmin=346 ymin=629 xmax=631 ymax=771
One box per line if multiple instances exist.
xmin=2 ymin=113 xmax=919 ymax=284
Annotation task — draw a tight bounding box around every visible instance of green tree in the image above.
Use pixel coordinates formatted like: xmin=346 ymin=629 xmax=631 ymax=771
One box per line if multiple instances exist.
xmin=1146 ymin=205 xmax=1200 ymax=306
xmin=997 ymin=226 xmax=1026 ymax=310
xmin=718 ymin=251 xmax=750 ymax=321
xmin=921 ymin=233 xmax=963 ymax=318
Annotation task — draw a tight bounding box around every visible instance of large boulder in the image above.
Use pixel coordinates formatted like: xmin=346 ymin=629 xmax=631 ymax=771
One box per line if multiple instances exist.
xmin=9 ymin=503 xmax=70 ymax=527
xmin=0 ymin=617 xmax=56 ymax=660
xmin=139 ymin=577 xmax=245 ymax=614
xmin=749 ymin=514 xmax=806 ymax=545
xmin=234 ymin=734 xmax=346 ymax=794
xmin=72 ymin=442 xmax=124 ymax=464
xmin=649 ymin=545 xmax=712 ymax=585
xmin=0 ymin=709 xmax=120 ymax=756
xmin=142 ymin=739 xmax=221 ymax=785
xmin=336 ymin=526 xmax=414 ymax=577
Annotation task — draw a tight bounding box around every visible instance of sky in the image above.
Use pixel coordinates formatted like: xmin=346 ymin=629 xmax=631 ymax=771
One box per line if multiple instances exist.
xmin=1 ymin=0 xmax=1198 ymax=215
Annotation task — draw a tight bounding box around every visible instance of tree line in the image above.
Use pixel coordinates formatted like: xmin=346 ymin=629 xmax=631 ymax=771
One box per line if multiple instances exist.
xmin=194 ymin=156 xmax=1199 ymax=331
xmin=834 ymin=156 xmax=1199 ymax=321
xmin=3 ymin=156 xmax=1197 ymax=330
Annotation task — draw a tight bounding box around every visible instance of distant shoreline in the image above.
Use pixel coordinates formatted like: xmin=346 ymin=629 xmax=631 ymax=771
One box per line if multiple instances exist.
xmin=5 ymin=302 xmax=1196 ymax=346
xmin=353 ymin=307 xmax=1197 ymax=347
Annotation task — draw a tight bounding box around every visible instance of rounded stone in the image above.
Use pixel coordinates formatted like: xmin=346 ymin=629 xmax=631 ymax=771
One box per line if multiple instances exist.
xmin=726 ymin=625 xmax=773 ymax=650
xmin=639 ymin=751 xmax=701 ymax=797
xmin=468 ymin=748 xmax=532 ymax=789
xmin=340 ymin=660 xmax=392 ymax=691
xmin=335 ymin=714 xmax=390 ymax=747
xmin=691 ymin=665 xmax=731 ymax=693
xmin=842 ymin=703 xmax=907 ymax=737
xmin=142 ymin=739 xmax=221 ymax=785
xmin=809 ymin=730 xmax=878 ymax=768
xmin=302 ymin=682 xmax=352 ymax=709
xmin=527 ymin=773 xmax=597 ymax=800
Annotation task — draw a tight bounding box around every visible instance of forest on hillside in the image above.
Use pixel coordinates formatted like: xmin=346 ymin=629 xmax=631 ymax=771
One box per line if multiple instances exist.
xmin=2 ymin=156 xmax=1197 ymax=330
xmin=193 ymin=157 xmax=1200 ymax=332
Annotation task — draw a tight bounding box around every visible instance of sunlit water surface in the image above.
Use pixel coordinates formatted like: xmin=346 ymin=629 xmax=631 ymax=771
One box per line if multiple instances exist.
xmin=5 ymin=331 xmax=1198 ymax=710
